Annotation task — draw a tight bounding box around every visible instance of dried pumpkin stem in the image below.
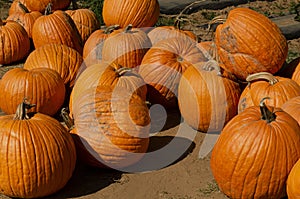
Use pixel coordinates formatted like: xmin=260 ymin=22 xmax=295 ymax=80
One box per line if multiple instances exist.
xmin=259 ymin=97 xmax=276 ymax=123
xmin=61 ymin=108 xmax=74 ymax=130
xmin=104 ymin=24 xmax=120 ymax=34
xmin=13 ymin=98 xmax=36 ymax=120
xmin=202 ymin=60 xmax=222 ymax=76
xmin=44 ymin=3 xmax=53 ymax=15
xmin=124 ymin=24 xmax=133 ymax=33
xmin=116 ymin=67 xmax=133 ymax=76
xmin=17 ymin=1 xmax=30 ymax=13
xmin=246 ymin=72 xmax=279 ymax=85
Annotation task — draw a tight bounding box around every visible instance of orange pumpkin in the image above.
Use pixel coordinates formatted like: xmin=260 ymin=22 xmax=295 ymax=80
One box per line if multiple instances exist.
xmin=281 ymin=96 xmax=300 ymax=125
xmin=287 ymin=158 xmax=300 ymax=199
xmin=211 ymin=97 xmax=300 ymax=199
xmin=102 ymin=0 xmax=160 ymax=28
xmin=102 ymin=24 xmax=152 ymax=68
xmin=71 ymin=85 xmax=150 ymax=168
xmin=0 ymin=68 xmax=65 ymax=116
xmin=0 ymin=100 xmax=76 ymax=198
xmin=31 ymin=4 xmax=83 ymax=54
xmin=9 ymin=0 xmax=31 ymax=15
xmin=178 ymin=61 xmax=240 ymax=132
xmin=7 ymin=2 xmax=42 ymax=39
xmin=24 ymin=0 xmax=71 ymax=13
xmin=238 ymin=72 xmax=300 ymax=113
xmin=215 ymin=7 xmax=288 ymax=80
xmin=139 ymin=36 xmax=208 ymax=109
xmin=0 ymin=19 xmax=30 ymax=65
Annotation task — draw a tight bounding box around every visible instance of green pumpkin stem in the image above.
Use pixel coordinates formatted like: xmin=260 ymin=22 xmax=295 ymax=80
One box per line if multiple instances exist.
xmin=259 ymin=97 xmax=276 ymax=123
xmin=44 ymin=3 xmax=53 ymax=15
xmin=14 ymin=99 xmax=36 ymax=120
xmin=17 ymin=1 xmax=30 ymax=13
xmin=61 ymin=108 xmax=74 ymax=130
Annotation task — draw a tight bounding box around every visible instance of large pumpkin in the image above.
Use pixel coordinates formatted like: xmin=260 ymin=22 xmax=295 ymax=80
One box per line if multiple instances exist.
xmin=24 ymin=43 xmax=84 ymax=90
xmin=0 ymin=19 xmax=30 ymax=65
xmin=102 ymin=24 xmax=152 ymax=68
xmin=215 ymin=7 xmax=288 ymax=80
xmin=139 ymin=36 xmax=208 ymax=109
xmin=211 ymin=97 xmax=300 ymax=199
xmin=102 ymin=0 xmax=160 ymax=28
xmin=0 ymin=68 xmax=65 ymax=116
xmin=31 ymin=5 xmax=83 ymax=54
xmin=178 ymin=61 xmax=240 ymax=132
xmin=281 ymin=96 xmax=300 ymax=125
xmin=238 ymin=72 xmax=300 ymax=113
xmin=71 ymin=85 xmax=150 ymax=169
xmin=6 ymin=1 xmax=42 ymax=39
xmin=0 ymin=100 xmax=76 ymax=198
xmin=9 ymin=0 xmax=31 ymax=15
xmin=24 ymin=0 xmax=71 ymax=13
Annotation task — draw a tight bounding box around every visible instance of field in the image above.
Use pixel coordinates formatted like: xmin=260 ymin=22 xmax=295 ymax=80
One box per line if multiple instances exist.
xmin=0 ymin=0 xmax=300 ymax=199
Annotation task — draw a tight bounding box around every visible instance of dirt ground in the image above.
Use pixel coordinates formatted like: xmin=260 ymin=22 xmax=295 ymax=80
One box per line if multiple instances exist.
xmin=0 ymin=1 xmax=299 ymax=199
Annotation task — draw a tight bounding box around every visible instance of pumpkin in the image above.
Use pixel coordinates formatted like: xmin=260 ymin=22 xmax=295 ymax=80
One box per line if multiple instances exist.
xmin=69 ymin=61 xmax=147 ymax=117
xmin=102 ymin=0 xmax=160 ymax=28
xmin=83 ymin=25 xmax=119 ymax=67
xmin=147 ymin=19 xmax=197 ymax=45
xmin=7 ymin=2 xmax=42 ymax=39
xmin=31 ymin=4 xmax=83 ymax=54
xmin=215 ymin=7 xmax=288 ymax=80
xmin=281 ymin=96 xmax=300 ymax=125
xmin=0 ymin=99 xmax=76 ymax=198
xmin=139 ymin=36 xmax=208 ymax=109
xmin=0 ymin=68 xmax=65 ymax=116
xmin=238 ymin=72 xmax=300 ymax=113
xmin=70 ymin=85 xmax=150 ymax=169
xmin=290 ymin=57 xmax=300 ymax=85
xmin=8 ymin=0 xmax=31 ymax=15
xmin=178 ymin=61 xmax=240 ymax=132
xmin=102 ymin=24 xmax=152 ymax=68
xmin=0 ymin=19 xmax=30 ymax=65
xmin=287 ymin=158 xmax=300 ymax=199
xmin=65 ymin=3 xmax=100 ymax=44
xmin=24 ymin=0 xmax=71 ymax=13
xmin=211 ymin=97 xmax=300 ymax=199
xmin=24 ymin=43 xmax=84 ymax=90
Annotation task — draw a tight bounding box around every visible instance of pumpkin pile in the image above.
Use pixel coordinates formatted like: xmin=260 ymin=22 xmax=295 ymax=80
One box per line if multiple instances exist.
xmin=0 ymin=0 xmax=300 ymax=198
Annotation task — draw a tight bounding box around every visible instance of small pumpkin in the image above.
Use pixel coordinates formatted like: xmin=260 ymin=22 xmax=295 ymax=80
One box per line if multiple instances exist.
xmin=102 ymin=24 xmax=152 ymax=68
xmin=7 ymin=2 xmax=42 ymax=39
xmin=70 ymin=85 xmax=150 ymax=169
xmin=0 ymin=19 xmax=30 ymax=65
xmin=0 ymin=68 xmax=65 ymax=116
xmin=238 ymin=72 xmax=300 ymax=113
xmin=31 ymin=4 xmax=83 ymax=54
xmin=0 ymin=99 xmax=76 ymax=198
xmin=139 ymin=36 xmax=208 ymax=109
xmin=215 ymin=7 xmax=288 ymax=80
xmin=65 ymin=2 xmax=100 ymax=44
xmin=83 ymin=25 xmax=119 ymax=67
xmin=102 ymin=0 xmax=160 ymax=28
xmin=281 ymin=96 xmax=300 ymax=125
xmin=178 ymin=61 xmax=240 ymax=132
xmin=211 ymin=97 xmax=300 ymax=199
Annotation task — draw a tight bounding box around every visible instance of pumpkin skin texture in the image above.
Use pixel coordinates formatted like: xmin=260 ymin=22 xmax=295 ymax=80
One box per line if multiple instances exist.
xmin=0 ymin=101 xmax=76 ymax=198
xmin=0 ymin=19 xmax=30 ymax=65
xmin=139 ymin=36 xmax=208 ymax=109
xmin=71 ymin=85 xmax=150 ymax=169
xmin=178 ymin=62 xmax=241 ymax=132
xmin=215 ymin=7 xmax=288 ymax=80
xmin=211 ymin=100 xmax=300 ymax=199
xmin=290 ymin=57 xmax=300 ymax=85
xmin=102 ymin=0 xmax=160 ymax=28
xmin=6 ymin=2 xmax=42 ymax=39
xmin=24 ymin=43 xmax=84 ymax=90
xmin=9 ymin=0 xmax=31 ymax=15
xmin=238 ymin=72 xmax=300 ymax=113
xmin=281 ymin=96 xmax=300 ymax=125
xmin=102 ymin=25 xmax=152 ymax=68
xmin=0 ymin=68 xmax=65 ymax=116
xmin=287 ymin=159 xmax=300 ymax=199
xmin=24 ymin=0 xmax=71 ymax=13
xmin=65 ymin=8 xmax=100 ymax=44
xmin=31 ymin=9 xmax=83 ymax=54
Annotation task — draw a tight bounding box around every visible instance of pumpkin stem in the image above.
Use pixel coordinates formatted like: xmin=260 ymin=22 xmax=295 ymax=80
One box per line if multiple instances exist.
xmin=61 ymin=108 xmax=74 ymax=130
xmin=259 ymin=97 xmax=276 ymax=123
xmin=124 ymin=24 xmax=133 ymax=33
xmin=202 ymin=60 xmax=222 ymax=76
xmin=17 ymin=1 xmax=30 ymax=13
xmin=13 ymin=98 xmax=36 ymax=120
xmin=104 ymin=24 xmax=120 ymax=34
xmin=44 ymin=3 xmax=53 ymax=15
xmin=246 ymin=72 xmax=279 ymax=85
xmin=116 ymin=67 xmax=133 ymax=76
xmin=207 ymin=14 xmax=227 ymax=33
